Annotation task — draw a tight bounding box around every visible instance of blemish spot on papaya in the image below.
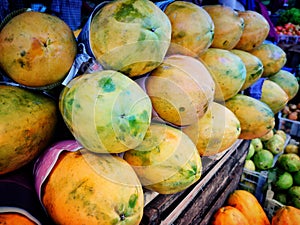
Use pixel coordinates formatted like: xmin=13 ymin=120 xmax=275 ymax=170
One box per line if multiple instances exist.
xmin=20 ymin=50 xmax=26 ymax=57
xmin=115 ymin=2 xmax=144 ymax=22
xmin=98 ymin=77 xmax=115 ymax=92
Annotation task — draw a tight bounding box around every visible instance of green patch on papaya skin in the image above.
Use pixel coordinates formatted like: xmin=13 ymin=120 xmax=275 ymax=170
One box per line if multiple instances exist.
xmin=114 ymin=1 xmax=146 ymax=22
xmin=98 ymin=77 xmax=115 ymax=92
xmin=250 ymin=67 xmax=263 ymax=80
xmin=128 ymin=193 xmax=138 ymax=208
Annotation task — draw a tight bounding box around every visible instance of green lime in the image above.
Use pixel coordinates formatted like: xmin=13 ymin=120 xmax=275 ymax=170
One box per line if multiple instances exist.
xmin=244 ymin=159 xmax=256 ymax=171
xmin=246 ymin=144 xmax=255 ymax=160
xmin=294 ymin=171 xmax=300 ymax=186
xmin=253 ymin=149 xmax=274 ymax=170
xmin=275 ymin=171 xmax=293 ymax=190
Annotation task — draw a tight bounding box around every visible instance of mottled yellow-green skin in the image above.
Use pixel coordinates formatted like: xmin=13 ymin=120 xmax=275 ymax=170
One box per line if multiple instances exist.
xmin=268 ymin=70 xmax=299 ymax=101
xmin=260 ymin=80 xmax=289 ymax=114
xmin=59 ymin=70 xmax=152 ymax=153
xmin=250 ymin=43 xmax=287 ymax=77
xmin=123 ymin=123 xmax=202 ymax=194
xmin=0 ymin=85 xmax=57 ymax=174
xmin=90 ymin=0 xmax=171 ymax=77
xmin=230 ymin=49 xmax=263 ymax=91
xmin=225 ymin=94 xmax=275 ymax=140
xmin=203 ymin=4 xmax=244 ymax=50
xmin=200 ymin=48 xmax=246 ymax=102
xmin=0 ymin=11 xmax=77 ymax=87
xmin=145 ymin=54 xmax=215 ymax=127
xmin=234 ymin=10 xmax=270 ymax=52
xmin=43 ymin=150 xmax=144 ymax=225
xmin=164 ymin=1 xmax=214 ymax=57
xmin=182 ymin=102 xmax=241 ymax=156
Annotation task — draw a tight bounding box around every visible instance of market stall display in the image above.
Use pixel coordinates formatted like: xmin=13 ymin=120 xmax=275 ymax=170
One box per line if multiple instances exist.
xmin=0 ymin=0 xmax=299 ymax=224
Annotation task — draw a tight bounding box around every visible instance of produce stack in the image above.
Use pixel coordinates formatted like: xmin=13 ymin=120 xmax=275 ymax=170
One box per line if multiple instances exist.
xmin=0 ymin=0 xmax=299 ymax=224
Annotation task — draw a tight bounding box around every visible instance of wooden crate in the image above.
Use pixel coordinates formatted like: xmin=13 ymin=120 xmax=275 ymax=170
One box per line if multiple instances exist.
xmin=141 ymin=139 xmax=250 ymax=225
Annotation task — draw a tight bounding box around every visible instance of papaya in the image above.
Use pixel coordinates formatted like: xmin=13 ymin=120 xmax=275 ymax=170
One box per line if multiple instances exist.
xmin=89 ymin=0 xmax=172 ymax=77
xmin=230 ymin=49 xmax=263 ymax=90
xmin=268 ymin=70 xmax=299 ymax=101
xmin=145 ymin=54 xmax=215 ymax=127
xmin=0 ymin=85 xmax=57 ymax=174
xmin=0 ymin=213 xmax=36 ymax=225
xmin=0 ymin=11 xmax=77 ymax=87
xmin=123 ymin=122 xmax=202 ymax=194
xmin=211 ymin=205 xmax=250 ymax=225
xmin=203 ymin=4 xmax=244 ymax=50
xmin=271 ymin=206 xmax=300 ymax=225
xmin=250 ymin=43 xmax=287 ymax=77
xmin=234 ymin=10 xmax=270 ymax=51
xmin=260 ymin=80 xmax=289 ymax=114
xmin=164 ymin=1 xmax=214 ymax=57
xmin=182 ymin=102 xmax=241 ymax=156
xmin=59 ymin=70 xmax=152 ymax=154
xmin=199 ymin=48 xmax=246 ymax=102
xmin=227 ymin=189 xmax=270 ymax=225
xmin=225 ymin=94 xmax=275 ymax=140
xmin=40 ymin=146 xmax=144 ymax=225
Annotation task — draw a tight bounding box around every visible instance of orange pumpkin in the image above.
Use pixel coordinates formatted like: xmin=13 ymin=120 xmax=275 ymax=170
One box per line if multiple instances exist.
xmin=227 ymin=190 xmax=271 ymax=225
xmin=211 ymin=206 xmax=250 ymax=225
xmin=271 ymin=206 xmax=300 ymax=225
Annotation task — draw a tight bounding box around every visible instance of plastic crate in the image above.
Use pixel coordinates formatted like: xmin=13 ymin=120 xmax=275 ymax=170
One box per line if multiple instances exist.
xmin=277 ymin=34 xmax=300 ymax=44
xmin=278 ymin=112 xmax=300 ymax=138
xmin=239 ymin=168 xmax=268 ymax=204
xmin=263 ymin=185 xmax=284 ymax=220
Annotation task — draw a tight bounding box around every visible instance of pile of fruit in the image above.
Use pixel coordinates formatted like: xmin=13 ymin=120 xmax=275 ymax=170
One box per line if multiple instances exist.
xmin=0 ymin=0 xmax=299 ymax=224
xmin=268 ymin=138 xmax=300 ymax=208
xmin=211 ymin=189 xmax=300 ymax=225
xmin=275 ymin=23 xmax=300 ymax=36
xmin=243 ymin=129 xmax=288 ymax=172
xmin=282 ymin=103 xmax=300 ymax=121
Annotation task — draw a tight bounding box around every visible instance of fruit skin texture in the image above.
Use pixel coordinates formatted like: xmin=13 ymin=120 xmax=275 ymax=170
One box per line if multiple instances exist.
xmin=0 ymin=85 xmax=57 ymax=174
xmin=182 ymin=102 xmax=241 ymax=156
xmin=199 ymin=48 xmax=246 ymax=102
xmin=164 ymin=1 xmax=214 ymax=57
xmin=0 ymin=11 xmax=77 ymax=87
xmin=230 ymin=49 xmax=263 ymax=91
xmin=260 ymin=80 xmax=289 ymax=114
xmin=41 ymin=148 xmax=144 ymax=225
xmin=59 ymin=70 xmax=152 ymax=154
xmin=89 ymin=0 xmax=171 ymax=77
xmin=203 ymin=4 xmax=244 ymax=50
xmin=145 ymin=54 xmax=215 ymax=127
xmin=123 ymin=123 xmax=202 ymax=194
xmin=211 ymin=205 xmax=250 ymax=225
xmin=225 ymin=94 xmax=275 ymax=140
xmin=268 ymin=70 xmax=299 ymax=101
xmin=234 ymin=10 xmax=270 ymax=51
xmin=271 ymin=206 xmax=300 ymax=225
xmin=278 ymin=153 xmax=300 ymax=173
xmin=253 ymin=149 xmax=274 ymax=170
xmin=0 ymin=213 xmax=36 ymax=225
xmin=227 ymin=190 xmax=271 ymax=225
xmin=250 ymin=43 xmax=287 ymax=77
